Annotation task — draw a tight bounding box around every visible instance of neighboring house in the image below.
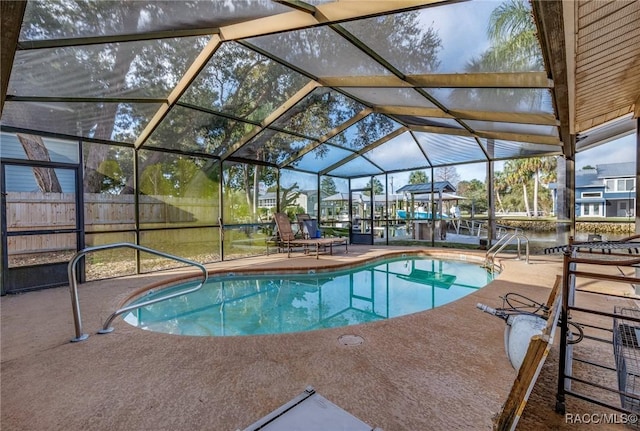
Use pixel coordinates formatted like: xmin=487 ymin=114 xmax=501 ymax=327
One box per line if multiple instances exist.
xmin=258 ymin=191 xmax=309 ymax=213
xmin=573 ymin=162 xmax=636 ymax=217
xmin=321 ymin=192 xmax=404 ymax=219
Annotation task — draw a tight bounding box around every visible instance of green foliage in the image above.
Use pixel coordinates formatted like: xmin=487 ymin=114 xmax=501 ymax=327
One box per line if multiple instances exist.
xmin=280 ymin=183 xmax=301 ymax=210
xmin=457 ymin=179 xmax=488 ymax=213
xmin=409 ymin=171 xmax=428 ymax=184
xmin=97 ymin=160 xmax=125 ymax=194
xmin=452 ymin=0 xmax=543 ymax=128
xmin=138 ymin=154 xmax=219 ymax=199
xmin=363 ymin=177 xmax=384 ymax=196
xmin=487 ymin=0 xmax=542 ymax=71
xmin=320 ymin=177 xmax=338 ymax=197
xmin=284 ymin=206 xmax=305 ymax=220
xmin=500 ymin=156 xmax=557 ymax=214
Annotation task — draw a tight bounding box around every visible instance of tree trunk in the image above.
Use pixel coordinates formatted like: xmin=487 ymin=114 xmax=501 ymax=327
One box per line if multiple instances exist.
xmin=253 ymin=164 xmax=260 ymax=216
xmin=83 ymin=3 xmax=142 ymax=194
xmin=244 ymin=165 xmax=251 ymax=207
xmin=533 ymin=170 xmax=539 ymax=217
xmin=496 ymin=190 xmax=505 ymax=213
xmin=17 ymin=134 xmax=62 ymax=192
xmin=522 ymin=183 xmax=531 ymax=215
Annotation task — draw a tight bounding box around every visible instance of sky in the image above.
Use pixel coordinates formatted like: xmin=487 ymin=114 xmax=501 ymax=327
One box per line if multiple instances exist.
xmin=420 ymin=0 xmax=495 ymax=73
xmin=452 ymin=133 xmax=636 ymax=183
xmin=288 ymin=0 xmax=638 ymax=191
xmin=381 ymin=132 xmax=637 ymax=192
xmin=575 ymin=133 xmax=636 ymax=170
xmin=284 ymin=132 xmax=637 ymax=193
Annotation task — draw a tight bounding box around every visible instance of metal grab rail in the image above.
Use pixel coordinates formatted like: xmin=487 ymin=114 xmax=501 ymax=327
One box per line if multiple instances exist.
xmin=484 ymin=229 xmax=530 ymax=272
xmin=68 ymin=242 xmax=208 ymax=342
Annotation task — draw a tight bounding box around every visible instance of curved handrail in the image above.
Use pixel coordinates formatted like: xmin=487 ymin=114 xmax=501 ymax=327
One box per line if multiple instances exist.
xmin=485 ymin=230 xmax=529 ymax=273
xmin=68 ymin=242 xmax=208 ymax=342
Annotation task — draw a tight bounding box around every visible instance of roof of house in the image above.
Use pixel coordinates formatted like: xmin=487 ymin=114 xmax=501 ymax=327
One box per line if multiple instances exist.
xmin=575 ymin=169 xmax=600 ymax=188
xmin=323 ymin=192 xmax=404 ymax=202
xmin=596 ymin=162 xmax=636 ymax=179
xmin=564 ymin=162 xmax=636 ymax=190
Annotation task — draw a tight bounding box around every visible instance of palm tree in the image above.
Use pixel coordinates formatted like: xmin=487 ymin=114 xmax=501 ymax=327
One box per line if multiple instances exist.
xmin=470 ymin=1 xmax=554 ymax=218
xmin=503 ymin=159 xmax=530 ymax=215
xmin=493 ymin=170 xmax=508 ymax=213
xmin=502 ymin=156 xmax=557 ymax=216
xmin=521 ymin=157 xmax=557 ymax=216
xmin=450 ymin=0 xmax=543 ymax=109
xmin=487 ymin=0 xmax=543 ymax=71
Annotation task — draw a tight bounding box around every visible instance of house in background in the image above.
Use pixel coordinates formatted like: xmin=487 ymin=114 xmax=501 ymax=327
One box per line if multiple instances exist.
xmin=258 ymin=191 xmax=309 ymax=214
xmin=574 ymin=162 xmax=636 ymax=218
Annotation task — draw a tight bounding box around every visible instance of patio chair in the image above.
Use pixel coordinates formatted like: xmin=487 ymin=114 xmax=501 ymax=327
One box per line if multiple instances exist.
xmin=273 ymin=212 xmax=347 ymax=259
xmin=296 ymin=213 xmax=321 ymax=239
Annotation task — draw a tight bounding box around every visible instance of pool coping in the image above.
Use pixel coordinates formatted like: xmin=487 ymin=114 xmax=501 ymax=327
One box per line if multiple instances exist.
xmin=119 ymin=249 xmax=495 ymax=308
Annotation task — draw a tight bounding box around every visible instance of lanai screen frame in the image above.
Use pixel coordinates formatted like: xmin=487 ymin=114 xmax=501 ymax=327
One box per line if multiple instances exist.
xmin=2 ymin=0 xmax=630 ymax=285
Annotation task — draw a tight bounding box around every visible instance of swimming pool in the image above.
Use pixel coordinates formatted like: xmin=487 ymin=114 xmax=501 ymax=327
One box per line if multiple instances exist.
xmin=123 ymin=256 xmax=494 ymax=336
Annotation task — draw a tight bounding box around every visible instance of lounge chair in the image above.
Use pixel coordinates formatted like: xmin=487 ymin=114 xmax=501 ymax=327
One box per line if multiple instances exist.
xmin=296 ymin=213 xmax=321 ymax=239
xmin=273 ymin=212 xmax=347 ymax=259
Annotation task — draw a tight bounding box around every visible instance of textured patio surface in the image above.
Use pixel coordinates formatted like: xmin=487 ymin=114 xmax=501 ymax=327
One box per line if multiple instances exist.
xmin=1 ymin=245 xmax=638 ymax=431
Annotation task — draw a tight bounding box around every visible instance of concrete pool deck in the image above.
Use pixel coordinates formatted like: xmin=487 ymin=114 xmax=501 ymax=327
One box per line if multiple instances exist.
xmin=1 ymin=245 xmax=638 ymax=430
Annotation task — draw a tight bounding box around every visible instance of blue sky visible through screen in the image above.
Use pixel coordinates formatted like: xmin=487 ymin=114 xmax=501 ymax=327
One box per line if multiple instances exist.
xmin=575 ymin=134 xmax=636 ymax=170
xmin=292 ymin=134 xmax=636 ymax=191
xmin=442 ymin=134 xmax=635 ymax=184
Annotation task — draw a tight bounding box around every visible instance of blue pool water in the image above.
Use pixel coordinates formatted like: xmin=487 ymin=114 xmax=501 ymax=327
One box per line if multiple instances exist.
xmin=123 ymin=256 xmax=494 ymax=336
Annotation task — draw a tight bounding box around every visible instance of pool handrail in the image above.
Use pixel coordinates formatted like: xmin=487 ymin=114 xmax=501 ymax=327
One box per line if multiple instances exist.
xmin=68 ymin=242 xmax=208 ymax=342
xmin=484 ymin=229 xmax=529 ymax=273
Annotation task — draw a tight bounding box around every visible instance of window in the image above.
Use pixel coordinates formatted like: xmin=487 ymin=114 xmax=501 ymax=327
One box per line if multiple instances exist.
xmin=617 ymin=178 xmax=635 ymax=192
xmin=605 ymin=178 xmax=635 ymax=192
xmin=605 ymin=179 xmax=614 ymax=191
xmin=581 ymin=191 xmax=602 ymax=198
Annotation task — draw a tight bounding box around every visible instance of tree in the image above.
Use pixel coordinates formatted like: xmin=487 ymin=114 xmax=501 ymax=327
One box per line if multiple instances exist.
xmin=434 ymin=166 xmax=460 ymax=188
xmin=17 ymin=134 xmax=62 ymax=192
xmin=487 ymin=0 xmax=542 ymax=70
xmin=97 ymin=160 xmax=126 ymax=194
xmin=197 ymin=11 xmax=443 ymax=214
xmin=503 ymin=159 xmax=530 ymax=215
xmin=501 ymin=157 xmax=556 ymax=216
xmin=363 ymin=178 xmax=384 ymax=196
xmin=409 ymin=171 xmax=428 ymax=185
xmin=457 ymin=179 xmax=488 ymax=214
xmin=280 ymin=183 xmax=302 ymax=216
xmin=139 ymin=163 xmax=172 ymax=196
xmin=320 ymin=177 xmax=338 ymax=198
xmin=522 ymin=157 xmax=556 ymax=216
xmin=20 ymin=3 xmax=446 ymax=220
xmin=21 ymin=1 xmax=209 ymax=193
xmin=493 ymin=170 xmax=508 ymax=213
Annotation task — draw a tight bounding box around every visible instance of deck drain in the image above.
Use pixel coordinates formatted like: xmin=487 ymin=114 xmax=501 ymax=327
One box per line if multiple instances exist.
xmin=338 ymin=334 xmax=364 ymax=346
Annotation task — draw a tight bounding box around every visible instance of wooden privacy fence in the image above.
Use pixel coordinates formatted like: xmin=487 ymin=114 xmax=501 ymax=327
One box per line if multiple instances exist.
xmin=6 ymin=192 xmax=220 ymax=256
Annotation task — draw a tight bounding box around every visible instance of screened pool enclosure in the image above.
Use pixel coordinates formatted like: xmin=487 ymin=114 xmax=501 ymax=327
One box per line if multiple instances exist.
xmin=1 ymin=0 xmax=638 ymax=293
